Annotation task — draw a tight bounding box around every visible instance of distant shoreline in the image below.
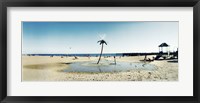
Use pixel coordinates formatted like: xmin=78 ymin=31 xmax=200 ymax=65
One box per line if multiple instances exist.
xmin=22 ymin=52 xmax=177 ymax=57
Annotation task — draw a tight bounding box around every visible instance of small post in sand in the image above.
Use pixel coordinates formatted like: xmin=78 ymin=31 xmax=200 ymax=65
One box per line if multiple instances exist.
xmin=144 ymin=54 xmax=147 ymax=62
xmin=114 ymin=56 xmax=116 ymax=65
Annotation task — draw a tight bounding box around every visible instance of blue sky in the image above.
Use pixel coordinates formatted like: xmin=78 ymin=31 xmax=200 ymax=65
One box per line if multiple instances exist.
xmin=22 ymin=22 xmax=178 ymax=54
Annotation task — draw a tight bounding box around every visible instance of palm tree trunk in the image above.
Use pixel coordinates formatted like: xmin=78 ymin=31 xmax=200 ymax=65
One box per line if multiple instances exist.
xmin=97 ymin=44 xmax=104 ymax=64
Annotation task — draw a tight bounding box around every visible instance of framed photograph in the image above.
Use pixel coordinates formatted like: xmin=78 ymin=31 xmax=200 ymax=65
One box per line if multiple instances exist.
xmin=0 ymin=0 xmax=199 ymax=103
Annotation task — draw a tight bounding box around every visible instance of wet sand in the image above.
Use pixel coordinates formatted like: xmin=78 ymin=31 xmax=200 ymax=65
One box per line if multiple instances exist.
xmin=22 ymin=56 xmax=178 ymax=81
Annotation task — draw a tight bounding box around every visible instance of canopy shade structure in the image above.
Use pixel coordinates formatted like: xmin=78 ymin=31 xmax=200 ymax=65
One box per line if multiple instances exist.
xmin=158 ymin=43 xmax=170 ymax=56
xmin=158 ymin=43 xmax=169 ymax=47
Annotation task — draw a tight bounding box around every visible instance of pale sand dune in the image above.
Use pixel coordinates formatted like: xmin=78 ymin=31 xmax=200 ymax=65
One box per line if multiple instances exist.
xmin=22 ymin=56 xmax=178 ymax=81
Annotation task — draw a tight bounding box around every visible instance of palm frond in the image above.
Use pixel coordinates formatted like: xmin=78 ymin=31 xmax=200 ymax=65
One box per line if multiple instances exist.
xmin=97 ymin=40 xmax=101 ymax=43
xmin=104 ymin=41 xmax=107 ymax=45
xmin=97 ymin=39 xmax=107 ymax=45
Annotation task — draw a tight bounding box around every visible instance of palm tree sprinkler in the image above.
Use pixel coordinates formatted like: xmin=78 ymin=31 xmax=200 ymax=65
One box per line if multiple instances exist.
xmin=97 ymin=39 xmax=107 ymax=64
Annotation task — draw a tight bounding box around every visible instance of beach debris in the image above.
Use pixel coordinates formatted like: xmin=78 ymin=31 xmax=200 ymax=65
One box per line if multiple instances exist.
xmin=72 ymin=56 xmax=78 ymax=60
xmin=142 ymin=64 xmax=145 ymax=67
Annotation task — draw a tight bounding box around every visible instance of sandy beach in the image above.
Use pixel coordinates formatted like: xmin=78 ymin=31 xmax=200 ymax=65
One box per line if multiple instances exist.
xmin=22 ymin=55 xmax=178 ymax=81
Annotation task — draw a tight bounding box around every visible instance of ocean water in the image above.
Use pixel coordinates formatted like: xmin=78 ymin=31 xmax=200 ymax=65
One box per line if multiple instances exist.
xmin=24 ymin=53 xmax=123 ymax=57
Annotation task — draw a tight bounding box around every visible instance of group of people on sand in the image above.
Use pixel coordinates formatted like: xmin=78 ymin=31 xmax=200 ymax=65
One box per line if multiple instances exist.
xmin=144 ymin=55 xmax=155 ymax=62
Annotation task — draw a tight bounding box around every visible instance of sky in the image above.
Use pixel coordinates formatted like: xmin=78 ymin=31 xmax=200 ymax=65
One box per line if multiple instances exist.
xmin=22 ymin=22 xmax=178 ymax=54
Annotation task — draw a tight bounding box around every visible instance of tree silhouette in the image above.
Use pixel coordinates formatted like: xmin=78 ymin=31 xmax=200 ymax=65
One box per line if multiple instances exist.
xmin=97 ymin=39 xmax=107 ymax=64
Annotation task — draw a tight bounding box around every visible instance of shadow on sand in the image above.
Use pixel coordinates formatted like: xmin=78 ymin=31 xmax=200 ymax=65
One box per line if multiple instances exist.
xmin=23 ymin=62 xmax=70 ymax=69
xmin=167 ymin=60 xmax=178 ymax=63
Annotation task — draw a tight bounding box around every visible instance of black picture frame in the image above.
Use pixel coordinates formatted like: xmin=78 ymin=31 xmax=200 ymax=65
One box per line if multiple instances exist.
xmin=0 ymin=0 xmax=200 ymax=103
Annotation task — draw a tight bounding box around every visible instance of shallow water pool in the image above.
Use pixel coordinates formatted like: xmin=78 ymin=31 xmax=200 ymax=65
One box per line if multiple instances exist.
xmin=63 ymin=60 xmax=157 ymax=73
